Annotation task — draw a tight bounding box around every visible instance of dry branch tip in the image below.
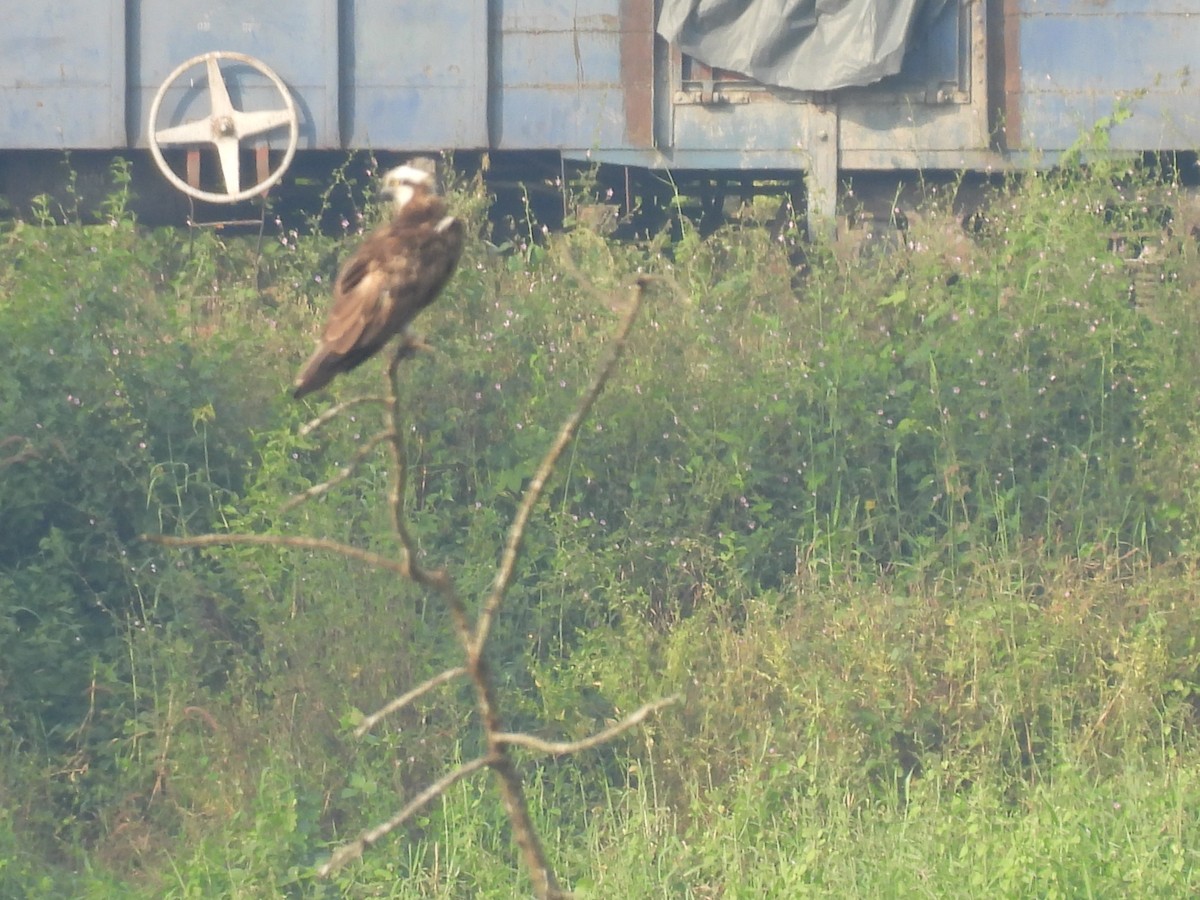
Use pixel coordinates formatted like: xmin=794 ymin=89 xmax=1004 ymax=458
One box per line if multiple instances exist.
xmin=355 ymin=666 xmax=468 ymax=737
xmin=299 ymin=395 xmax=389 ymax=436
xmin=494 ymin=695 xmax=679 ymax=757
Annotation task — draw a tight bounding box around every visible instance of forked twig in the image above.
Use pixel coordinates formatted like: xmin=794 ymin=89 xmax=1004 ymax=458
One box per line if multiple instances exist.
xmin=379 ymin=344 xmax=567 ymax=897
xmin=149 ymin=277 xmax=665 ymax=899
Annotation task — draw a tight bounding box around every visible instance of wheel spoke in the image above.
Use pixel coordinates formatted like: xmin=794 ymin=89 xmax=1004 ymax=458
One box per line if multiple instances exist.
xmin=206 ymin=55 xmax=235 ymax=119
xmin=215 ymin=134 xmax=241 ymax=194
xmin=155 ymin=118 xmax=215 ymax=145
xmin=235 ymin=108 xmax=293 ymax=139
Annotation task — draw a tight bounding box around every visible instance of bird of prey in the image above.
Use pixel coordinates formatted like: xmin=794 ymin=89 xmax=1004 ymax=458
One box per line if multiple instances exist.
xmin=292 ymin=163 xmax=464 ymax=399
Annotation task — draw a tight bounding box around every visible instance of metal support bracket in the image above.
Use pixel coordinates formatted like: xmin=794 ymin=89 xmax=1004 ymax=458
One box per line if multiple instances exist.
xmin=805 ymin=101 xmax=840 ymax=240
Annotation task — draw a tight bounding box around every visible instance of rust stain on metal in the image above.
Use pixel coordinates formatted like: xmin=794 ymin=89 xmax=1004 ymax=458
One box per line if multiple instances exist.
xmin=186 ymin=149 xmax=201 ymax=189
xmin=618 ymin=0 xmax=654 ymax=148
xmin=1000 ymin=0 xmax=1022 ymax=149
xmin=255 ymin=145 xmax=270 ymax=185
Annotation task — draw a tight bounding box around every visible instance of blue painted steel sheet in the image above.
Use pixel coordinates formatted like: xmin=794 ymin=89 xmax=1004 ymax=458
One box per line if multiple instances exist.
xmin=494 ymin=0 xmax=654 ymax=151
xmin=1018 ymin=0 xmax=1198 ymax=13
xmin=0 ymin=0 xmax=125 ymax=148
xmin=346 ymin=0 xmax=488 ymax=150
xmin=885 ymin=0 xmax=963 ymax=87
xmin=498 ymin=30 xmax=626 ymax=149
xmin=3 ymin=0 xmax=1199 ymax=175
xmin=129 ymin=1 xmax=339 ymax=149
xmin=673 ymin=105 xmax=811 ymax=155
xmin=1012 ymin=0 xmax=1200 ymax=151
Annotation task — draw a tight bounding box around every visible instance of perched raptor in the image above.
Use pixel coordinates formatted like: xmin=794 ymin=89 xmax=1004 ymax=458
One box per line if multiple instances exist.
xmin=292 ymin=164 xmax=464 ymax=399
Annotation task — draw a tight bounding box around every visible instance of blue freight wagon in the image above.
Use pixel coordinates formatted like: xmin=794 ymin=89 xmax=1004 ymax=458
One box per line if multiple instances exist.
xmin=1 ymin=1 xmax=1198 ymax=230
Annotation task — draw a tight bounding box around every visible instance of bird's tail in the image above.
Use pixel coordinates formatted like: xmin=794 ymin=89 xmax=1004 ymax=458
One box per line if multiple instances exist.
xmin=292 ymin=347 xmax=338 ymax=399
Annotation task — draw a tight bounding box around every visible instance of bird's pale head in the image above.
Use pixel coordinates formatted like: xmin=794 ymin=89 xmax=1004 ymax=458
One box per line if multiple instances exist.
xmin=379 ymin=164 xmax=435 ymax=211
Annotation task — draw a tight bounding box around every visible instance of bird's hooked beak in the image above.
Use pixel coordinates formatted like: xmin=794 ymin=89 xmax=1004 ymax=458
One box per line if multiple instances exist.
xmin=380 ymin=183 xmax=416 ymax=209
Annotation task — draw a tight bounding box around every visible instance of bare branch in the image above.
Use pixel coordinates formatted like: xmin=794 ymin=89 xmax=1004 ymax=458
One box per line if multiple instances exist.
xmin=488 ymin=754 xmax=567 ymax=899
xmin=385 ymin=337 xmax=569 ymax=898
xmin=472 ymin=276 xmax=651 ymax=656
xmin=279 ymin=429 xmax=396 ymax=512
xmin=461 ymin=279 xmax=655 ymax=900
xmin=157 ymin=274 xmax=658 ymax=900
xmin=385 ymin=345 xmax=476 ymax=649
xmin=318 ymin=754 xmax=492 ymax=877
xmin=299 ymin=395 xmax=389 ymax=436
xmin=142 ymin=532 xmax=410 ymax=577
xmin=385 ymin=346 xmax=417 ymax=560
xmin=355 ymin=666 xmax=467 ymax=737
xmin=493 ymin=695 xmax=679 ymax=757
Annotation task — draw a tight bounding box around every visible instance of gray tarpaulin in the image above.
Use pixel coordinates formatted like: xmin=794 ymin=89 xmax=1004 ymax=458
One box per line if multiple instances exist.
xmin=658 ymin=0 xmax=950 ymax=92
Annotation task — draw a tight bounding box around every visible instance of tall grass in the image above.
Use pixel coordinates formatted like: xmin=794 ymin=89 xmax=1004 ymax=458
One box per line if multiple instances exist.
xmin=1 ymin=150 xmax=1199 ymax=895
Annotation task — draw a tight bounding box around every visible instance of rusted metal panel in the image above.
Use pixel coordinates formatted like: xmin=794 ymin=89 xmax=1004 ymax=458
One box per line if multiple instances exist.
xmin=987 ymin=0 xmax=1022 ymax=150
xmin=129 ymin=0 xmax=339 ymax=149
xmin=345 ymin=0 xmax=487 ymax=150
xmin=0 ymin=0 xmax=125 ymax=148
xmin=618 ymin=0 xmax=655 ymax=148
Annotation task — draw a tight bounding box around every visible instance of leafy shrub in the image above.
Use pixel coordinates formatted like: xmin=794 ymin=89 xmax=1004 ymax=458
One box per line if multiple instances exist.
xmin=0 ymin=162 xmax=276 ymax=851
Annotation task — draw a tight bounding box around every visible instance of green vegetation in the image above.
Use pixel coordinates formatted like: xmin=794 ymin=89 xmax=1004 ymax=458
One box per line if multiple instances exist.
xmin=2 ymin=149 xmax=1200 ymax=896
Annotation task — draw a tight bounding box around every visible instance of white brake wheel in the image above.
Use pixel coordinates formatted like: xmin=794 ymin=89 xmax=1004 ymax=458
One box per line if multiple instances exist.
xmin=147 ymin=51 xmax=299 ymax=204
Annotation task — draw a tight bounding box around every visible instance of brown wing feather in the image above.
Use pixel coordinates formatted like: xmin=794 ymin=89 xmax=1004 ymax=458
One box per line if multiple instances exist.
xmin=292 ymin=193 xmax=463 ymax=399
xmin=323 ymin=266 xmax=390 ymax=355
